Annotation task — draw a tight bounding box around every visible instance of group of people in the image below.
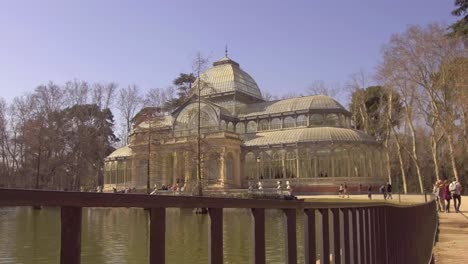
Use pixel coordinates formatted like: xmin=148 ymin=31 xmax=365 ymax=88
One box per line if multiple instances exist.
xmin=379 ymin=182 xmax=393 ymax=200
xmin=150 ymin=182 xmax=186 ymax=194
xmin=338 ymin=183 xmax=392 ymax=200
xmin=433 ymin=179 xmax=463 ymax=213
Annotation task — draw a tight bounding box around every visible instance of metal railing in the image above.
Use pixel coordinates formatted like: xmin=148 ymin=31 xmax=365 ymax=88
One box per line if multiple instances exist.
xmin=0 ymin=188 xmax=437 ymax=264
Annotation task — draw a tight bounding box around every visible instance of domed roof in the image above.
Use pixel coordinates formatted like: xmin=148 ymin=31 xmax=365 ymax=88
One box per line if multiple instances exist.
xmin=194 ymin=56 xmax=262 ymax=100
xmin=243 ymin=127 xmax=376 ymax=147
xmin=106 ymin=145 xmax=133 ymax=160
xmin=239 ymin=95 xmax=348 ymax=117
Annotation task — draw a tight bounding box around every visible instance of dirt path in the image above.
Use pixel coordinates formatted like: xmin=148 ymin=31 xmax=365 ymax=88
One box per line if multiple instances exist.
xmin=432 ymin=196 xmax=468 ymax=263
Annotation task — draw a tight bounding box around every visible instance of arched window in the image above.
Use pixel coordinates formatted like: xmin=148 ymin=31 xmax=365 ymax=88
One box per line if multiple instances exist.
xmin=244 ymin=152 xmax=256 ymax=180
xmin=175 ymin=103 xmax=218 ymax=133
xmin=272 ymin=152 xmax=283 ymax=179
xmin=258 ymin=151 xmax=271 ymax=179
xmin=225 ymin=153 xmax=235 ymax=182
xmin=270 ymin=118 xmax=281 ymax=130
xmin=339 ymin=114 xmax=346 ymax=127
xmin=325 ymin=114 xmax=339 ymax=127
xmin=296 ymin=115 xmax=307 ymax=127
xmin=285 ymin=151 xmax=297 ymax=178
xmin=258 ymin=119 xmax=269 ymax=131
xmin=283 ymin=116 xmax=295 ymax=128
xmin=227 ymin=122 xmax=234 ymax=132
xmin=310 ymin=114 xmax=324 ymax=126
xmin=247 ymin=121 xmax=257 ymax=133
xmin=220 ymin=120 xmax=226 ymax=130
xmin=316 ymin=149 xmax=331 ymax=178
xmin=235 ymin=122 xmax=245 ymax=134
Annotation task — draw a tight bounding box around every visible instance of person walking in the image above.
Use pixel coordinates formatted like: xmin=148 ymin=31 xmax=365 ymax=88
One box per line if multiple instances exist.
xmin=438 ymin=180 xmax=446 ymax=212
xmin=367 ymin=185 xmax=372 ymax=200
xmin=444 ymin=181 xmax=452 ymax=213
xmin=386 ymin=182 xmax=393 ymax=199
xmin=344 ymin=183 xmax=349 ymax=198
xmin=379 ymin=184 xmax=387 ymax=200
xmin=338 ymin=184 xmax=344 ymax=198
xmin=451 ymin=179 xmax=462 ymax=213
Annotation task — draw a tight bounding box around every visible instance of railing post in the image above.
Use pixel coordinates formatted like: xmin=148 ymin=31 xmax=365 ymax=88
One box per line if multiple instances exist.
xmin=370 ymin=208 xmax=376 ymax=264
xmin=149 ymin=207 xmax=166 ymax=264
xmin=60 ymin=206 xmax=82 ymax=264
xmin=359 ymin=208 xmax=365 ymax=264
xmin=251 ymin=208 xmax=266 ymax=264
xmin=340 ymin=208 xmax=351 ymax=264
xmin=380 ymin=207 xmax=387 ymax=264
xmin=304 ymin=209 xmax=316 ymax=264
xmin=364 ymin=208 xmax=371 ymax=264
xmin=331 ymin=208 xmax=341 ymax=264
xmin=351 ymin=208 xmax=359 ymax=264
xmin=208 ymin=208 xmax=223 ymax=264
xmin=319 ymin=208 xmax=330 ymax=264
xmin=283 ymin=209 xmax=297 ymax=264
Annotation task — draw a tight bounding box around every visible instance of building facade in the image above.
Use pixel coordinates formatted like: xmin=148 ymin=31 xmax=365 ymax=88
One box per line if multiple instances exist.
xmin=104 ymin=55 xmax=386 ymax=192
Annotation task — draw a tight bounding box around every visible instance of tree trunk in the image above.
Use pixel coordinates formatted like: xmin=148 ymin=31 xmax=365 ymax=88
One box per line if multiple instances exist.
xmin=430 ymin=133 xmax=441 ymax=181
xmin=446 ymin=133 xmax=460 ymax=182
xmin=394 ymin=137 xmax=408 ymax=194
xmin=406 ymin=114 xmax=424 ymax=194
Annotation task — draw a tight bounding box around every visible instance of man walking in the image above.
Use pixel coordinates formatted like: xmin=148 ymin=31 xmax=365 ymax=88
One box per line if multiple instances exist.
xmin=450 ymin=179 xmax=463 ymax=213
xmin=386 ymin=182 xmax=393 ymax=200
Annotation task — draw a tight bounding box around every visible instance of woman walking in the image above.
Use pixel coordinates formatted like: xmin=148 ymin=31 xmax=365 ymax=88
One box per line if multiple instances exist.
xmin=444 ymin=181 xmax=452 ymax=213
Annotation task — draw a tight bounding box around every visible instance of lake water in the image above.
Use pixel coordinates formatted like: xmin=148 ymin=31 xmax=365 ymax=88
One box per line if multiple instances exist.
xmin=0 ymin=207 xmax=322 ymax=264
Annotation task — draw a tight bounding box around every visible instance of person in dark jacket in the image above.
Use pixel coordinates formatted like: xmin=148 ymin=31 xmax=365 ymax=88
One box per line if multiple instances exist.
xmin=444 ymin=181 xmax=452 ymax=213
xmin=386 ymin=182 xmax=393 ymax=199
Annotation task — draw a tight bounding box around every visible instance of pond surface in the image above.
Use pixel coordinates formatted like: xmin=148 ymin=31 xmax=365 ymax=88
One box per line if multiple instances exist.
xmin=0 ymin=207 xmax=324 ymax=264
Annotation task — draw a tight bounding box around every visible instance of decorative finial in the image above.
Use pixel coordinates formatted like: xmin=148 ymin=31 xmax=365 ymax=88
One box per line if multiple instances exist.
xmin=225 ymin=44 xmax=228 ymax=57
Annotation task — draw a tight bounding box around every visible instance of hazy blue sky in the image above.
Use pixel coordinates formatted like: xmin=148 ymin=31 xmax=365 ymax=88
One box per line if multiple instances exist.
xmin=0 ymin=0 xmax=458 ymax=105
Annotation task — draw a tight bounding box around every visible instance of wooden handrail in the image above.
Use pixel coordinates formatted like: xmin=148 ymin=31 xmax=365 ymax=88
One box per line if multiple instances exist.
xmin=0 ymin=188 xmax=392 ymax=209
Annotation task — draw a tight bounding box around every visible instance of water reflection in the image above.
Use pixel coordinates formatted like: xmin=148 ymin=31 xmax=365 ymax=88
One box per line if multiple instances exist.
xmin=0 ymin=207 xmax=315 ymax=264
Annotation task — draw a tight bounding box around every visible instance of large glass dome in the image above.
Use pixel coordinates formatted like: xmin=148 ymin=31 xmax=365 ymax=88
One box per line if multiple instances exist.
xmin=193 ymin=56 xmax=262 ymax=100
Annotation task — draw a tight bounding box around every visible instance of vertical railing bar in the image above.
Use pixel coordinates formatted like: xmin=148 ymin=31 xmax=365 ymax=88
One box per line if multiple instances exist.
xmin=364 ymin=208 xmax=371 ymax=264
xmin=371 ymin=208 xmax=377 ymax=264
xmin=351 ymin=208 xmax=358 ymax=264
xmin=149 ymin=207 xmax=166 ymax=264
xmin=375 ymin=207 xmax=383 ymax=264
xmin=331 ymin=208 xmax=341 ymax=264
xmin=208 ymin=208 xmax=223 ymax=264
xmin=341 ymin=208 xmax=351 ymax=264
xmin=319 ymin=208 xmax=330 ymax=264
xmin=251 ymin=208 xmax=266 ymax=264
xmin=382 ymin=207 xmax=388 ymax=264
xmin=359 ymin=208 xmax=365 ymax=264
xmin=283 ymin=208 xmax=297 ymax=264
xmin=60 ymin=206 xmax=82 ymax=264
xmin=304 ymin=208 xmax=316 ymax=264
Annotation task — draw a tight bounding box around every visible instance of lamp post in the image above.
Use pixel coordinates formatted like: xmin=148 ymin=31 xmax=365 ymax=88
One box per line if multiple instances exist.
xmin=146 ymin=111 xmax=157 ymax=194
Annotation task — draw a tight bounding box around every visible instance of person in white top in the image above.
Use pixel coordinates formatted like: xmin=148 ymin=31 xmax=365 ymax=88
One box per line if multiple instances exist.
xmin=450 ymin=179 xmax=462 ymax=213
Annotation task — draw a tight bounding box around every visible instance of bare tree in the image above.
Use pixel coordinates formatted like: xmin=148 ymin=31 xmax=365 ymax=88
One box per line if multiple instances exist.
xmin=92 ymin=82 xmax=118 ymax=110
xmin=117 ymin=84 xmax=142 ymax=144
xmin=64 ymin=80 xmax=89 ymax=106
xmin=379 ymin=23 xmax=467 ymax=182
xmin=306 ymin=80 xmax=341 ymax=97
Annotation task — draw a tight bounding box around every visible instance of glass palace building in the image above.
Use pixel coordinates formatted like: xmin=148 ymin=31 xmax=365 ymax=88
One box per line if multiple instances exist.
xmin=104 ymin=55 xmax=386 ymax=192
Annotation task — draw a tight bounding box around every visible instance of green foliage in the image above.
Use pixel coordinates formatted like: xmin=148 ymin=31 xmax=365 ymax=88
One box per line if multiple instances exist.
xmin=164 ymin=73 xmax=196 ymax=111
xmin=449 ymin=0 xmax=468 ymax=37
xmin=350 ymin=86 xmax=403 ymax=140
